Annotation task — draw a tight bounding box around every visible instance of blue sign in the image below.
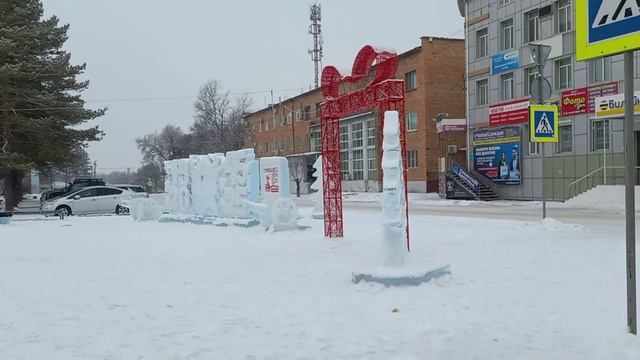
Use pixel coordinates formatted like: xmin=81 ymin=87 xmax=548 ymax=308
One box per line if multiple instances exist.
xmin=491 ymin=51 xmax=519 ymax=74
xmin=588 ymin=0 xmax=640 ymax=44
xmin=452 ymin=163 xmax=480 ymax=192
xmin=530 ymin=105 xmax=559 ymax=143
xmin=473 ymin=127 xmax=521 ymax=186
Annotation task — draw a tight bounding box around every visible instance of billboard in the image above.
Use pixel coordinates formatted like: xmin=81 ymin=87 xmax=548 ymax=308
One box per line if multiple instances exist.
xmin=576 ymin=0 xmax=640 ymax=61
xmin=594 ymin=91 xmax=640 ymax=119
xmin=473 ymin=127 xmax=521 ymax=185
xmin=561 ymin=82 xmax=619 ymax=116
xmin=492 ymin=51 xmax=519 ymax=74
xmin=489 ymin=98 xmax=530 ymax=126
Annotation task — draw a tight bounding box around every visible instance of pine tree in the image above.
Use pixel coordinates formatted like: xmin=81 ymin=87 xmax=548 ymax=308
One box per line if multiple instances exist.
xmin=0 ymin=0 xmax=105 ymax=210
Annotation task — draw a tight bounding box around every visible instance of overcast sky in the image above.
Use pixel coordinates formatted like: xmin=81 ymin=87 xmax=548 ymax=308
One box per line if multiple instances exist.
xmin=41 ymin=0 xmax=464 ymax=172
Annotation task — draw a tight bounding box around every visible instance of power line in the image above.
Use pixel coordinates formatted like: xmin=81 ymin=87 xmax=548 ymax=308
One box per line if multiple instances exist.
xmin=0 ymin=87 xmax=308 ymax=111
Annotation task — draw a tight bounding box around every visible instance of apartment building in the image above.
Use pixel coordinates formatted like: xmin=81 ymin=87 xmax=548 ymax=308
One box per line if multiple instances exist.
xmin=459 ymin=0 xmax=640 ymax=200
xmin=244 ymin=36 xmax=467 ymax=194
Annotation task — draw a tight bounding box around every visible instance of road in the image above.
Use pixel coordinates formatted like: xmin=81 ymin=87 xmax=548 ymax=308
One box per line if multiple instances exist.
xmin=294 ymin=197 xmax=634 ymax=229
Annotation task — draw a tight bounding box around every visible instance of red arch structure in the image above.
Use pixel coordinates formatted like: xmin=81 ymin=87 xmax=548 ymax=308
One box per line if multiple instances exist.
xmin=320 ymin=45 xmax=409 ymax=249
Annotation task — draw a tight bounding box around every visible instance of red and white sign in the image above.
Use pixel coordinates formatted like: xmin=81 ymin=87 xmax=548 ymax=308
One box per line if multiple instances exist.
xmin=436 ymin=118 xmax=467 ymax=133
xmin=561 ymin=87 xmax=589 ymax=116
xmin=263 ymin=166 xmax=280 ymax=193
xmin=489 ymin=98 xmax=530 ymax=126
xmin=561 ymin=82 xmax=619 ymax=116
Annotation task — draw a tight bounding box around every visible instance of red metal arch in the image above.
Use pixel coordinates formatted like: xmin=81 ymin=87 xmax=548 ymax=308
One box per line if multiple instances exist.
xmin=320 ymin=45 xmax=409 ymax=250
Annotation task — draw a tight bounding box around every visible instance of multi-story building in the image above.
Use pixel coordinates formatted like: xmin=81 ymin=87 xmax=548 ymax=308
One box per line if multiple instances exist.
xmin=244 ymin=36 xmax=467 ymax=194
xmin=459 ymin=0 xmax=640 ymax=200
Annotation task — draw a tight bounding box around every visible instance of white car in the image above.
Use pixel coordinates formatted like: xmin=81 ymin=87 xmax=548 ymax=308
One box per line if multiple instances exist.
xmin=112 ymin=184 xmax=149 ymax=198
xmin=40 ymin=186 xmax=134 ymax=217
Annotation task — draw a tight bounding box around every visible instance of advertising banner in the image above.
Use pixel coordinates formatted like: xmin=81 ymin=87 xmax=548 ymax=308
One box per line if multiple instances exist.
xmin=473 ymin=127 xmax=521 ymax=185
xmin=491 ymin=51 xmax=519 ymax=74
xmin=594 ymin=91 xmax=640 ymax=119
xmin=561 ymin=82 xmax=619 ymax=116
xmin=452 ymin=162 xmax=479 ymax=192
xmin=489 ymin=98 xmax=530 ymax=126
xmin=439 ymin=173 xmax=474 ymax=200
xmin=436 ymin=118 xmax=467 ymax=133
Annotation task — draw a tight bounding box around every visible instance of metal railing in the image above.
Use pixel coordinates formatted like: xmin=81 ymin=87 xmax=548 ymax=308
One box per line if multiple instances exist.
xmin=568 ymin=166 xmax=640 ymax=199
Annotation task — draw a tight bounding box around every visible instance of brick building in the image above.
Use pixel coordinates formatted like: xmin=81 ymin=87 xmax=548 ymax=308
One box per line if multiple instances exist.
xmin=244 ymin=36 xmax=467 ymax=194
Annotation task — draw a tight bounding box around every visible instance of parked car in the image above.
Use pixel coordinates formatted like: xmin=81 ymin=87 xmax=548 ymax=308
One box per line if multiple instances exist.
xmin=41 ymin=178 xmax=106 ymax=202
xmin=40 ymin=186 xmax=133 ymax=217
xmin=112 ymin=184 xmax=149 ymax=198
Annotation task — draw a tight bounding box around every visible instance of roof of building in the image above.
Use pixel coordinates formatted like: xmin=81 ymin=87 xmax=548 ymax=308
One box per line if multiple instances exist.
xmin=246 ymin=36 xmax=463 ymax=118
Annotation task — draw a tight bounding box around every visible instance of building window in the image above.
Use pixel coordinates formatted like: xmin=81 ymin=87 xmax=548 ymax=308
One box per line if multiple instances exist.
xmin=476 ymin=79 xmax=488 ymax=106
xmin=341 ymin=151 xmax=349 ymax=180
xmin=340 ymin=125 xmax=349 ymax=150
xmin=525 ymin=9 xmax=540 ymax=43
xmin=366 ymin=120 xmax=375 ymax=146
xmin=367 ymin=148 xmax=376 ymax=180
xmin=406 ymin=112 xmax=418 ymax=131
xmin=529 ymin=141 xmax=541 ymax=155
xmin=476 ymin=28 xmax=488 ymax=58
xmin=499 ymin=0 xmax=513 ymax=5
xmin=351 ymin=123 xmax=363 ymax=147
xmin=303 ymin=105 xmax=311 ymax=120
xmin=310 ymin=127 xmax=321 ymax=152
xmin=557 ymin=0 xmax=572 ymax=33
xmin=407 ymin=150 xmax=418 ymax=168
xmin=555 ymin=57 xmax=572 ymax=90
xmin=592 ymin=119 xmax=610 ymax=151
xmin=405 ymin=70 xmax=417 ymax=91
xmin=259 ymin=120 xmax=264 ymax=132
xmin=500 ymin=72 xmax=514 ymax=101
xmin=265 ymin=143 xmax=269 ymax=153
xmin=558 ymin=124 xmax=573 ymax=153
xmin=590 ymin=57 xmax=612 ymax=83
xmin=524 ymin=67 xmax=539 ymax=98
xmin=500 ymin=19 xmax=514 ymax=50
xmin=352 ymin=149 xmax=364 ymax=180
xmin=315 ymin=102 xmax=321 ymax=117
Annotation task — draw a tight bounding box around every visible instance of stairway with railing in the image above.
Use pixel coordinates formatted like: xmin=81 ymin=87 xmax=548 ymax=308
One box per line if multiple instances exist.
xmin=567 ymin=166 xmax=640 ymax=199
xmin=444 ymin=163 xmax=499 ymax=201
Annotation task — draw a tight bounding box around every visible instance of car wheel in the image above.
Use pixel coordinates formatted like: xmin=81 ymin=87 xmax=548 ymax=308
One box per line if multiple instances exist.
xmin=116 ymin=205 xmax=129 ymax=215
xmin=56 ymin=205 xmax=71 ymax=217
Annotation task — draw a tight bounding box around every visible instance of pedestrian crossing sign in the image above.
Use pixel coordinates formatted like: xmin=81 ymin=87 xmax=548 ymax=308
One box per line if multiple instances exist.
xmin=530 ymin=105 xmax=558 ymax=143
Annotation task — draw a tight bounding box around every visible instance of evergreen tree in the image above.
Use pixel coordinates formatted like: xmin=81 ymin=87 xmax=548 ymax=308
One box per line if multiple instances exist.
xmin=0 ymin=0 xmax=104 ymax=210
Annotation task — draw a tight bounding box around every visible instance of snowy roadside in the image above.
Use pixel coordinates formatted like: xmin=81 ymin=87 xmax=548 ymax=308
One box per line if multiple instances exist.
xmin=0 ymin=209 xmax=639 ymax=359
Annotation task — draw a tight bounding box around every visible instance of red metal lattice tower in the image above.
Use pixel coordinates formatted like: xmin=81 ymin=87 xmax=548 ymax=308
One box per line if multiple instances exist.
xmin=320 ymin=45 xmax=409 ymax=250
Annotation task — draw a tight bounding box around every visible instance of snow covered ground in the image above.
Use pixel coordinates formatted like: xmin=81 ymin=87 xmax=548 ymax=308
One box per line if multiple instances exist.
xmin=1 ymin=207 xmax=639 ymax=359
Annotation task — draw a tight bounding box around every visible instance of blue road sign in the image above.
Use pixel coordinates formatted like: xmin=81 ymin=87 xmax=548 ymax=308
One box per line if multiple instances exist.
xmin=530 ymin=105 xmax=558 ymax=143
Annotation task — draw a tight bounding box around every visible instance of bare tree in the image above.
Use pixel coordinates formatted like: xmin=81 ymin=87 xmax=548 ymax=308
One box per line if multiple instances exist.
xmin=289 ymin=157 xmax=305 ymax=198
xmin=191 ymin=80 xmax=253 ymax=154
xmin=135 ymin=125 xmax=190 ymax=169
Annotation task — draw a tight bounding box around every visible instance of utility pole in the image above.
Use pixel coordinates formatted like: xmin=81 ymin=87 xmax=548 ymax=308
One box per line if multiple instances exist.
xmin=623 ymin=50 xmax=637 ymax=335
xmin=529 ymin=43 xmax=552 ymax=219
xmin=308 ymin=3 xmax=323 ymax=88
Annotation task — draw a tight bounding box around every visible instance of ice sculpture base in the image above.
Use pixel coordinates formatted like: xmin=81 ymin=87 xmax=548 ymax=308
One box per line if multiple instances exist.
xmin=158 ymin=214 xmax=259 ymax=228
xmin=352 ymin=265 xmax=450 ymax=287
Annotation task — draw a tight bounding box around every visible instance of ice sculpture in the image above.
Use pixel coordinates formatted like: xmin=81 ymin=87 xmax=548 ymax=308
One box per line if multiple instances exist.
xmin=381 ymin=111 xmax=407 ymax=267
xmin=310 ymin=155 xmax=324 ymax=219
xmin=164 ymin=160 xmax=178 ymax=214
xmin=162 ymin=149 xmax=296 ymax=230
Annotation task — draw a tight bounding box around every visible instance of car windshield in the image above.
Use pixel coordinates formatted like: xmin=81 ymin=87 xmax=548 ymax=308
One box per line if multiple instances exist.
xmin=129 ymin=186 xmax=145 ymax=193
